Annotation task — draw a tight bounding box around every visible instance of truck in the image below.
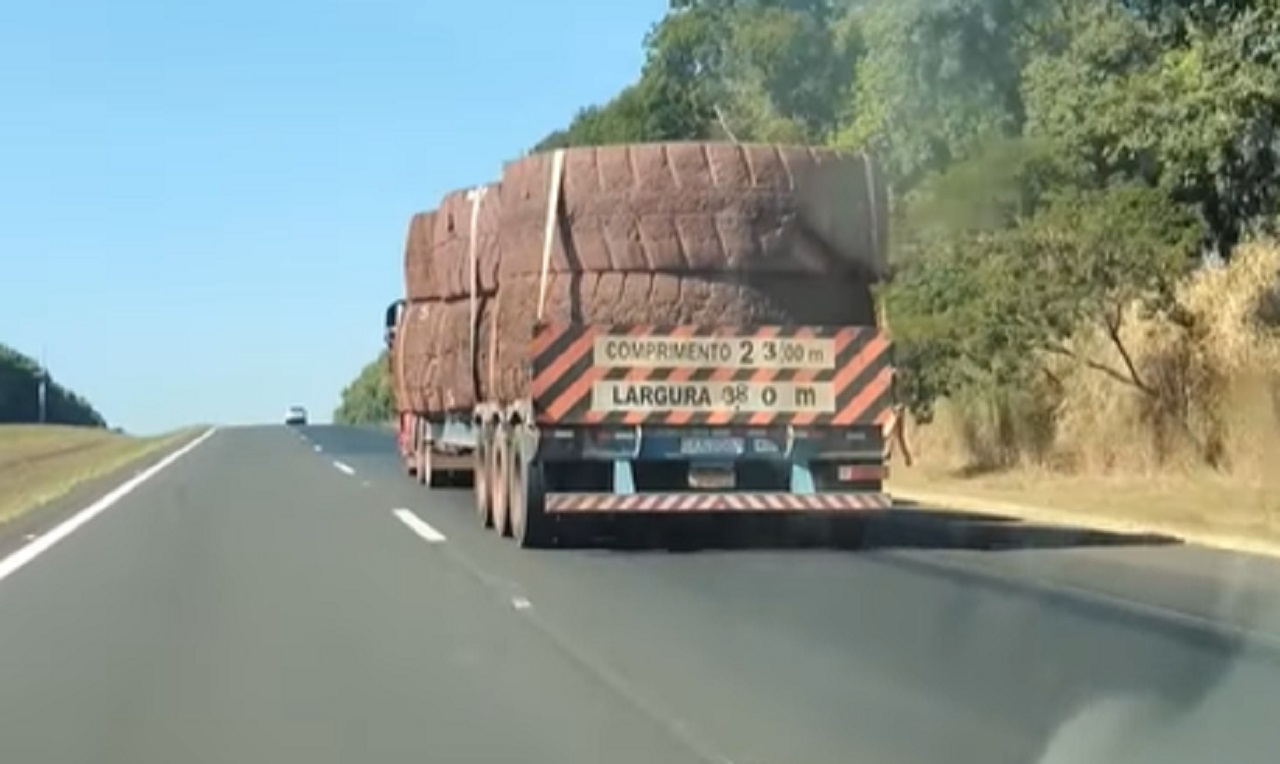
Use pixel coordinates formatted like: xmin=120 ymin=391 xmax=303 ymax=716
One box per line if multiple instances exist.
xmin=385 ymin=142 xmax=895 ymax=548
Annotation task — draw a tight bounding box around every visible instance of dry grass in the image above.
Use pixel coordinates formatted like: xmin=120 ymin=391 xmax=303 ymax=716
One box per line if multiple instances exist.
xmin=890 ymin=468 xmax=1280 ymax=549
xmin=892 ymin=240 xmax=1280 ymax=550
xmin=0 ymin=425 xmax=190 ymax=525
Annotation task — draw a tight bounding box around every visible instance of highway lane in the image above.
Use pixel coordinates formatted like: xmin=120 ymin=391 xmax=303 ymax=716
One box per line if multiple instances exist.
xmin=307 ymin=425 xmax=1280 ymax=642
xmin=0 ymin=427 xmax=705 ymax=764
xmin=306 ymin=425 xmax=1280 ymax=764
xmin=1 ymin=424 xmax=1278 ymax=763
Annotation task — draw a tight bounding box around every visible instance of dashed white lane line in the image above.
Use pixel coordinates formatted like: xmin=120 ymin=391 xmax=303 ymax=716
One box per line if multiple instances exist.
xmin=313 ymin=444 xmax=323 ymax=453
xmin=332 ymin=461 xmax=355 ymax=476
xmin=511 ymin=596 xmax=533 ymax=611
xmin=0 ymin=427 xmax=219 ymax=586
xmin=392 ymin=508 xmax=447 ymax=543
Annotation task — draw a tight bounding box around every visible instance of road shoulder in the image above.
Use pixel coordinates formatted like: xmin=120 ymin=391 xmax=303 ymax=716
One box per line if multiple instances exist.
xmin=890 ymin=479 xmax=1280 ymax=562
xmin=0 ymin=428 xmax=207 ymax=563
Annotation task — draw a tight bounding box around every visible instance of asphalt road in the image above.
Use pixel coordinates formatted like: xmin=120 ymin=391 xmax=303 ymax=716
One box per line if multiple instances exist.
xmin=2 ymin=425 xmax=1279 ymax=764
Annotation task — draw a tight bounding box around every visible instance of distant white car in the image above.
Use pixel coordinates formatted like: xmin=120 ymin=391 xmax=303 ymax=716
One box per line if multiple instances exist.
xmin=285 ymin=406 xmax=308 ymax=426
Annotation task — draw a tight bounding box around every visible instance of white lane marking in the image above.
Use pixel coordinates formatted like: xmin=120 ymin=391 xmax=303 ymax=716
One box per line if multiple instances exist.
xmin=511 ymin=596 xmax=532 ymax=611
xmin=392 ymin=508 xmax=446 ymax=543
xmin=313 ymin=444 xmax=322 ymax=452
xmin=333 ymin=461 xmax=355 ymax=476
xmin=0 ymin=427 xmax=219 ymax=586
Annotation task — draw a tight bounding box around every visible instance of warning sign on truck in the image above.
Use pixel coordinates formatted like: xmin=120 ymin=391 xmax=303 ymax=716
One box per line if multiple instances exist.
xmin=532 ymin=323 xmax=894 ymax=426
xmin=593 ymin=335 xmax=835 ymax=370
xmin=591 ymin=380 xmax=836 ymax=413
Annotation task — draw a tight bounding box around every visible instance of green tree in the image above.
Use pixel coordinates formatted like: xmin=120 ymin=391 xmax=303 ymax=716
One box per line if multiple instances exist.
xmin=0 ymin=343 xmax=106 ymax=427
xmin=649 ymin=0 xmax=851 ymax=143
xmin=890 ymin=141 xmax=1198 ymax=417
xmin=841 ymin=0 xmax=1049 ymax=188
xmin=532 ymin=75 xmax=711 ymax=152
xmin=334 ymin=352 xmax=395 ymax=426
xmin=487 ymin=0 xmax=1280 ymax=441
xmin=1024 ymin=0 xmax=1280 ymax=254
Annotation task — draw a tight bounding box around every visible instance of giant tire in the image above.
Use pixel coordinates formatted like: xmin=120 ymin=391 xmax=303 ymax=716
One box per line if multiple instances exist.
xmin=422 ymin=185 xmax=503 ymax=301
xmin=498 ymin=143 xmax=887 ymax=278
xmin=403 ymin=209 xmax=438 ymax=301
xmin=486 ymin=271 xmax=876 ymax=404
xmin=395 ymin=299 xmax=493 ymax=414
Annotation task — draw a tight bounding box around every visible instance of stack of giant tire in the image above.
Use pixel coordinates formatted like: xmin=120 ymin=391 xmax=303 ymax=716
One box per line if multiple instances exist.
xmin=490 ymin=143 xmax=887 ymax=403
xmin=393 ymin=185 xmax=501 ymax=485
xmin=394 ymin=141 xmax=889 ymax=544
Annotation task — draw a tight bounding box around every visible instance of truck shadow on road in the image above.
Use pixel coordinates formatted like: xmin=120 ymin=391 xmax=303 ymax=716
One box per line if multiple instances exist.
xmin=572 ymin=505 xmax=1181 ymax=553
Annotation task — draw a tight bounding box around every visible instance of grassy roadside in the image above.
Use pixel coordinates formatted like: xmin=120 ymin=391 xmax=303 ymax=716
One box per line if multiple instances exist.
xmin=878 ymin=240 xmax=1280 ymax=559
xmin=888 ymin=468 xmax=1280 ymax=558
xmin=0 ymin=425 xmax=199 ymax=525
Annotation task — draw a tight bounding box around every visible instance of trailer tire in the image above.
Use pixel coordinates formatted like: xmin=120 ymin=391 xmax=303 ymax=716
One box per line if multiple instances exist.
xmin=491 ymin=427 xmax=512 ymax=537
xmin=511 ymin=438 xmax=551 ymax=548
xmin=474 ymin=434 xmax=492 ymax=527
xmin=418 ymin=446 xmax=433 ymax=488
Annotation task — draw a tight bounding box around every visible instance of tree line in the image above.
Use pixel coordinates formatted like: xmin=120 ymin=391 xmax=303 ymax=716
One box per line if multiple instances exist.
xmin=0 ymin=343 xmax=105 ymax=427
xmin=340 ymin=0 xmax=1280 ymax=445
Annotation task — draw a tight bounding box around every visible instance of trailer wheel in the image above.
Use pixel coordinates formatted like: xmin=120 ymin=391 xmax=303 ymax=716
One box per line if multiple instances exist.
xmin=474 ymin=432 xmax=492 ymax=527
xmin=420 ymin=446 xmax=436 ymax=489
xmin=491 ymin=427 xmax=512 ymax=537
xmin=511 ymin=438 xmax=551 ymax=548
xmin=410 ymin=416 xmax=427 ymax=485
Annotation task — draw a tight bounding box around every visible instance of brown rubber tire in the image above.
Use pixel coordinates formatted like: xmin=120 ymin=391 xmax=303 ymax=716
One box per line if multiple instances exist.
xmin=395 ymin=298 xmax=496 ymax=415
xmin=424 ymin=185 xmax=503 ymax=300
xmin=403 ymin=209 xmax=438 ymax=301
xmin=485 ymin=271 xmax=877 ymax=404
xmin=498 ymin=143 xmax=886 ymax=277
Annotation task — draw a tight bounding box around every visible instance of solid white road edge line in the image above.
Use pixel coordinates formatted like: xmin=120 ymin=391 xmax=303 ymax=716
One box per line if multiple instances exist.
xmin=392 ymin=508 xmax=447 ymax=543
xmin=333 ymin=461 xmax=355 ymax=476
xmin=0 ymin=426 xmax=219 ymax=585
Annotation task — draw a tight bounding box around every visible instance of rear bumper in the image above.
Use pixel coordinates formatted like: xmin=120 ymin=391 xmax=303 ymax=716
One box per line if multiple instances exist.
xmin=546 ymin=492 xmax=891 ymax=513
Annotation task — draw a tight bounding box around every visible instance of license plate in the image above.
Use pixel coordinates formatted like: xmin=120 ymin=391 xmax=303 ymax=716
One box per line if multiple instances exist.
xmin=680 ymin=437 xmax=745 ymax=456
xmin=688 ymin=466 xmax=736 ymax=489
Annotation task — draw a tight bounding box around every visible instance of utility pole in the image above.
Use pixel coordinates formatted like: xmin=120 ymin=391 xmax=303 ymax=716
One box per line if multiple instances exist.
xmin=36 ymin=347 xmax=48 ymax=425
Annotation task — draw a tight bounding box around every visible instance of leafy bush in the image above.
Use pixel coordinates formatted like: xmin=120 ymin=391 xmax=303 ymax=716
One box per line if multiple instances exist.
xmin=334 ymin=352 xmax=394 ymax=426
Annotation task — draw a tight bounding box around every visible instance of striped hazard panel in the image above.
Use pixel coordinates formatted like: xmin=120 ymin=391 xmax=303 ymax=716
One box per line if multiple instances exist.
xmin=546 ymin=493 xmax=892 ymax=513
xmin=531 ymin=324 xmax=893 ymax=427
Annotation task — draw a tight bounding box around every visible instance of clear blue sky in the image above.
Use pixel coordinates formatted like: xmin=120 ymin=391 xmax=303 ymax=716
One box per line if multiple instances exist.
xmin=0 ymin=0 xmax=664 ymax=434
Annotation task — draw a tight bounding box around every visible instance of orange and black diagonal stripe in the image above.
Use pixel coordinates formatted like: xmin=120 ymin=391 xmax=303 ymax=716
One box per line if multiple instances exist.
xmin=530 ymin=324 xmax=893 ymax=428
